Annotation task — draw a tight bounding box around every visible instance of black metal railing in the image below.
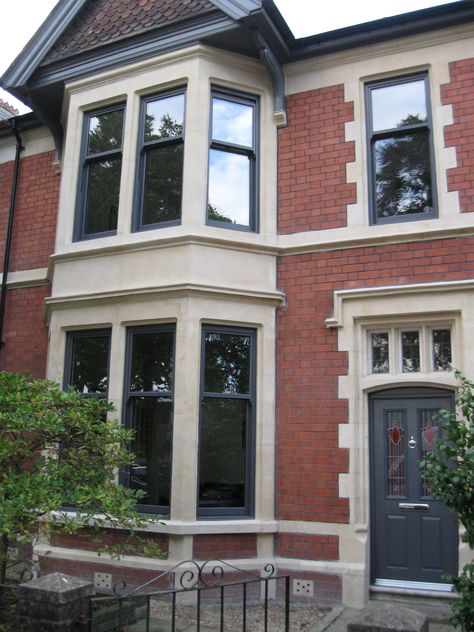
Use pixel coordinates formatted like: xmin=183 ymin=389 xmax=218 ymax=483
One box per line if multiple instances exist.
xmin=86 ymin=560 xmax=290 ymax=632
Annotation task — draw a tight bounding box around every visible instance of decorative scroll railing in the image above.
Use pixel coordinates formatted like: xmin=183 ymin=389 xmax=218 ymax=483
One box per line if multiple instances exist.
xmin=85 ymin=559 xmax=290 ymax=632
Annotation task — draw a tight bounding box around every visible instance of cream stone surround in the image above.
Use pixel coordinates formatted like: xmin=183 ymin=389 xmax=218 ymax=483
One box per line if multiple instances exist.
xmin=320 ymin=280 xmax=474 ymax=606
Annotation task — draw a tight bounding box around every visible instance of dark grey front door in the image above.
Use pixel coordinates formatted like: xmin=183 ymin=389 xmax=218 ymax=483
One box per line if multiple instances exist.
xmin=370 ymin=388 xmax=458 ymax=584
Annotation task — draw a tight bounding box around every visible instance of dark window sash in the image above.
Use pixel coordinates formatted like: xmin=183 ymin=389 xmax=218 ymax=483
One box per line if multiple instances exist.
xmin=366 ymin=73 xmax=437 ymax=225
xmin=198 ymin=325 xmax=256 ymax=518
xmin=74 ymin=105 xmax=125 ymax=241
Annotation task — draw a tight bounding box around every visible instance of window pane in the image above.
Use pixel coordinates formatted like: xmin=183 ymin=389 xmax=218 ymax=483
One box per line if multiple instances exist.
xmin=199 ymin=398 xmax=247 ymax=508
xmin=371 ymin=79 xmax=427 ymax=132
xmin=142 ymin=144 xmax=183 ymax=225
xmin=204 ymin=331 xmax=251 ymax=394
xmin=88 ymin=110 xmax=123 ymax=154
xmin=375 ymin=130 xmax=432 ymax=219
xmin=208 ymin=149 xmax=250 ymax=226
xmin=212 ymin=97 xmax=253 ymax=147
xmin=130 ymin=397 xmax=172 ymax=507
xmin=401 ymin=331 xmax=420 ymax=372
xmin=385 ymin=409 xmax=406 ymax=497
xmin=371 ymin=332 xmax=389 ymax=374
xmin=70 ymin=334 xmax=109 ymax=394
xmin=84 ymin=158 xmax=121 ymax=235
xmin=433 ymin=329 xmax=452 ymax=371
xmin=130 ymin=331 xmax=174 ymax=393
xmin=144 ymin=94 xmax=184 ymax=142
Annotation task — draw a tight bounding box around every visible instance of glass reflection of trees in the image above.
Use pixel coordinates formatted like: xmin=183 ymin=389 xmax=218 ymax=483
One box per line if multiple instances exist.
xmin=375 ymin=114 xmax=432 ymax=218
xmin=369 ymin=76 xmax=433 ymax=221
xmin=82 ymin=108 xmax=124 ymax=236
xmin=139 ymin=92 xmax=184 ymax=227
xmin=199 ymin=329 xmax=255 ymax=513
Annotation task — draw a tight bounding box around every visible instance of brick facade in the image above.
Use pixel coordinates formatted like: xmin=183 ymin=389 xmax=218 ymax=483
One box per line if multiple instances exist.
xmin=441 ymin=57 xmax=474 ymax=213
xmin=276 ymin=236 xmax=474 ymax=523
xmin=193 ymin=534 xmax=258 ymax=560
xmin=278 ymin=85 xmax=356 ymax=234
xmin=276 ymin=533 xmax=339 ymax=561
xmin=0 ymin=285 xmax=50 ymax=377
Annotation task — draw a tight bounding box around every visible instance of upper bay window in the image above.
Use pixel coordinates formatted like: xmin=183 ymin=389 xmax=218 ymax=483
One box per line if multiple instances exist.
xmin=134 ymin=90 xmax=185 ymax=230
xmin=207 ymin=89 xmax=258 ymax=232
xmin=75 ymin=106 xmax=125 ymax=240
xmin=366 ymin=74 xmax=436 ymax=224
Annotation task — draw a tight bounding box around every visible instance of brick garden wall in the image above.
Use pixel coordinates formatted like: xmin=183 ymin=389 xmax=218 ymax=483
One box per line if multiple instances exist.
xmin=193 ymin=534 xmax=258 ymax=559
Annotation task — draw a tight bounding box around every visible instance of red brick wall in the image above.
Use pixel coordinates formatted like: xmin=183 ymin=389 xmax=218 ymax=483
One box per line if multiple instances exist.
xmin=441 ymin=57 xmax=474 ymax=213
xmin=0 ymin=285 xmax=49 ymax=377
xmin=278 ymin=85 xmax=356 ymax=234
xmin=276 ymin=236 xmax=474 ymax=523
xmin=39 ymin=556 xmax=173 ymax=590
xmin=51 ymin=528 xmax=169 ymax=557
xmin=9 ymin=151 xmax=59 ymax=271
xmin=193 ymin=534 xmax=257 ymax=560
xmin=276 ymin=534 xmax=338 ymax=561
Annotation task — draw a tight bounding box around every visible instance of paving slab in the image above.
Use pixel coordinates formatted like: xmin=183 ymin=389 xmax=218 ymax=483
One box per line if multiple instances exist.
xmin=347 ymin=604 xmax=428 ymax=632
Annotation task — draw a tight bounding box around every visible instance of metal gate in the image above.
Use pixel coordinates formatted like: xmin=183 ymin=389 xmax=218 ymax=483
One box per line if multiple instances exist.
xmin=85 ymin=560 xmax=290 ymax=631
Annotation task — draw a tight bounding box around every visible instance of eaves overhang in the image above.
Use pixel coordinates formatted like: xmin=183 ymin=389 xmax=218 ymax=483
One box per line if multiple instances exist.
xmin=287 ymin=0 xmax=474 ymax=61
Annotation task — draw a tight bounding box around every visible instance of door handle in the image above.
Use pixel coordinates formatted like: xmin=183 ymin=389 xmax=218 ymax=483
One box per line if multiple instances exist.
xmin=398 ymin=503 xmax=429 ymax=511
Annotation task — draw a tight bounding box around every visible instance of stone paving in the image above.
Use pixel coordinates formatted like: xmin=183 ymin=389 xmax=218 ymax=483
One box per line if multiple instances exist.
xmin=310 ymin=598 xmax=455 ymax=632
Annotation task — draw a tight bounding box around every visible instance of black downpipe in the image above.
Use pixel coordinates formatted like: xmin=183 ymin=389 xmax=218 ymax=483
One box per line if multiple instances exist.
xmin=0 ymin=121 xmax=24 ymax=354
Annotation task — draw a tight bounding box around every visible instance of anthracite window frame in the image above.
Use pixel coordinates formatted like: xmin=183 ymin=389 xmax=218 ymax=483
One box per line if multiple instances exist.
xmin=133 ymin=88 xmax=186 ymax=232
xmin=122 ymin=324 xmax=176 ymax=516
xmin=197 ymin=325 xmax=256 ymax=518
xmin=63 ymin=328 xmax=111 ymax=397
xmin=74 ymin=104 xmax=125 ymax=241
xmin=207 ymin=88 xmax=259 ymax=233
xmin=366 ymin=73 xmax=437 ymax=225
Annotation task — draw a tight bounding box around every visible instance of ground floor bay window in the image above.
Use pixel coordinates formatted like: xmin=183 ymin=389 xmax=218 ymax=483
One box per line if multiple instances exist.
xmin=198 ymin=326 xmax=256 ymax=517
xmin=123 ymin=325 xmax=175 ymax=516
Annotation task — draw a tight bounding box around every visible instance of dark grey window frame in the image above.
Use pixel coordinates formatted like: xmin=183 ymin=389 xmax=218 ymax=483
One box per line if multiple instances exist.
xmin=122 ymin=323 xmax=176 ymax=517
xmin=206 ymin=87 xmax=259 ymax=233
xmin=63 ymin=328 xmax=111 ymax=397
xmin=366 ymin=73 xmax=437 ymax=225
xmin=133 ymin=88 xmax=186 ymax=232
xmin=74 ymin=104 xmax=125 ymax=241
xmin=197 ymin=324 xmax=256 ymax=519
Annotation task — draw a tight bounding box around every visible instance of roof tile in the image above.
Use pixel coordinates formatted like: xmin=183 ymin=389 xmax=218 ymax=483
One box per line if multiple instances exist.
xmin=43 ymin=0 xmax=215 ymax=65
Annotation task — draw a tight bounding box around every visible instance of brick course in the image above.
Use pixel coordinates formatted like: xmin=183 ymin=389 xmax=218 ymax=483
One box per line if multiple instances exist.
xmin=441 ymin=57 xmax=474 ymax=213
xmin=278 ymin=85 xmax=356 ymax=234
xmin=51 ymin=528 xmax=169 ymax=557
xmin=276 ymin=533 xmax=338 ymax=561
xmin=0 ymin=285 xmax=49 ymax=377
xmin=193 ymin=534 xmax=257 ymax=560
xmin=276 ymin=236 xmax=474 ymax=523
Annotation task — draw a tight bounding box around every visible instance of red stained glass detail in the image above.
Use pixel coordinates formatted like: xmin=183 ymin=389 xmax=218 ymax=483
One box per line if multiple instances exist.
xmin=424 ymin=424 xmax=435 ymax=450
xmin=390 ymin=425 xmax=401 ymax=445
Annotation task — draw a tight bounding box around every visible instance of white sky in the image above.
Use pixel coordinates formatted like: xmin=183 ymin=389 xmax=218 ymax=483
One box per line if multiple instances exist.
xmin=0 ymin=0 xmax=457 ymax=114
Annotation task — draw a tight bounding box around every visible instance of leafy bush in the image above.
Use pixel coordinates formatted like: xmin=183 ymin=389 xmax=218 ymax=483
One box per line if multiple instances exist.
xmin=0 ymin=371 xmax=161 ymax=584
xmin=421 ymin=372 xmax=474 ymax=631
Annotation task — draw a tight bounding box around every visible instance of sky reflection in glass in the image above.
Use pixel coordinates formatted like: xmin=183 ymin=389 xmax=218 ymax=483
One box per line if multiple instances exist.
xmin=145 ymin=94 xmax=184 ymax=142
xmin=371 ymin=79 xmax=426 ymax=131
xmin=208 ymin=149 xmax=250 ymax=226
xmin=212 ymin=97 xmax=253 ymax=147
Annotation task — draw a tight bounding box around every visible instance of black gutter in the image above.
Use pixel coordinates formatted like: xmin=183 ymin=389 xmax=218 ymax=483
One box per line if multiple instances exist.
xmin=0 ymin=121 xmax=24 ymax=353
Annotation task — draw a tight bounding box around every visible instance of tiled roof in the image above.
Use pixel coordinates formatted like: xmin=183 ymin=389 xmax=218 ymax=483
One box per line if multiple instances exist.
xmin=0 ymin=99 xmax=19 ymax=121
xmin=43 ymin=0 xmax=215 ymax=65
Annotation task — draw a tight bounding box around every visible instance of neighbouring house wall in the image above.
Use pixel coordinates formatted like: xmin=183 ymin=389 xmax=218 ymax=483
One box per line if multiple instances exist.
xmin=0 ymin=128 xmax=57 ymax=376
